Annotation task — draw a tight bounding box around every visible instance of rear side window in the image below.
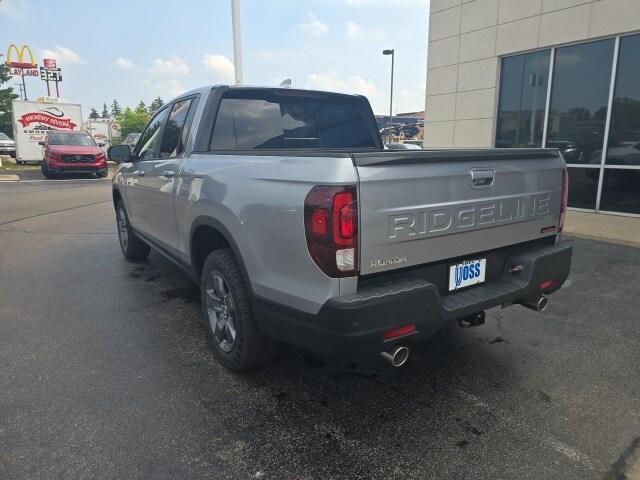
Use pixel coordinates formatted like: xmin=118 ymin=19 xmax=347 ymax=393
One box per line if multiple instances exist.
xmin=209 ymin=90 xmax=379 ymax=150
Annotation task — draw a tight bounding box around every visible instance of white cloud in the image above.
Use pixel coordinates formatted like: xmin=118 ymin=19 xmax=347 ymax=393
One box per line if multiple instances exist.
xmin=346 ymin=21 xmax=363 ymax=39
xmin=0 ymin=0 xmax=28 ymax=17
xmin=306 ymin=72 xmax=380 ymax=100
xmin=41 ymin=45 xmax=83 ymax=64
xmin=148 ymin=56 xmax=190 ymax=76
xmin=114 ymin=57 xmax=135 ymax=70
xmin=202 ymin=54 xmax=235 ymax=82
xmin=143 ymin=79 xmax=186 ymax=98
xmin=297 ymin=13 xmax=329 ymax=36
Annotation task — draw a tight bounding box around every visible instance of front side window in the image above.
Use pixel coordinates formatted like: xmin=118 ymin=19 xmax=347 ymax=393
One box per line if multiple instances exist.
xmin=160 ymin=98 xmax=194 ymax=158
xmin=496 ymin=50 xmax=550 ymax=148
xmin=209 ymin=90 xmax=379 ymax=150
xmin=136 ymin=107 xmax=170 ymax=160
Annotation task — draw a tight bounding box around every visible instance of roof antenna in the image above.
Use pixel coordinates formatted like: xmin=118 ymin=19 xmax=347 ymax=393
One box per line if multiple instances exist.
xmin=279 ymin=78 xmax=292 ymax=88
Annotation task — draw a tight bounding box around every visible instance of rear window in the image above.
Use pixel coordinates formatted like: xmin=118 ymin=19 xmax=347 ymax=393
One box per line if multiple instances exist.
xmin=209 ymin=89 xmax=379 ymax=150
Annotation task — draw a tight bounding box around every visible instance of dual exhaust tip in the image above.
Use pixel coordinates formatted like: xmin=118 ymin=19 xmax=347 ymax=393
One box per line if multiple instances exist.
xmin=379 ymin=296 xmax=547 ymax=368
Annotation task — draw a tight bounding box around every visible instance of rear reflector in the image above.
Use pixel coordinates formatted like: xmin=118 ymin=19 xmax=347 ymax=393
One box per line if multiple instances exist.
xmin=539 ymin=279 xmax=558 ymax=290
xmin=383 ymin=324 xmax=416 ymax=341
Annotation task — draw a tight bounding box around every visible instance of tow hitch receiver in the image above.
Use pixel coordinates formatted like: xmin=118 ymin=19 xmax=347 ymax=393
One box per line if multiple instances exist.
xmin=458 ymin=311 xmax=486 ymax=328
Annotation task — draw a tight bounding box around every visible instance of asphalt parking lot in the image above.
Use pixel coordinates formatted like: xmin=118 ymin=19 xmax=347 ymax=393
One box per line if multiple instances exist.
xmin=1 ymin=176 xmax=639 ymax=480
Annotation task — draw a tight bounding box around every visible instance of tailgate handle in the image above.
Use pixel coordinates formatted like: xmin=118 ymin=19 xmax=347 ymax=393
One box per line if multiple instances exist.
xmin=469 ymin=169 xmax=494 ymax=188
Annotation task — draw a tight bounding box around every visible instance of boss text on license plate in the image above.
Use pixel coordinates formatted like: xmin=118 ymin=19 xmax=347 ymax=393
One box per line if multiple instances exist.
xmin=449 ymin=258 xmax=486 ymax=291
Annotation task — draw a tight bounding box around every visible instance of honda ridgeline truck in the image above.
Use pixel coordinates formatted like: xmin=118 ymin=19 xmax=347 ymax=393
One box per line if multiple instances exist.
xmin=108 ymin=86 xmax=572 ymax=371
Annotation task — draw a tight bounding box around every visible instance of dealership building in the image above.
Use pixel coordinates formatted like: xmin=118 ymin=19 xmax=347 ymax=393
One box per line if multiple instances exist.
xmin=424 ymin=0 xmax=640 ymax=216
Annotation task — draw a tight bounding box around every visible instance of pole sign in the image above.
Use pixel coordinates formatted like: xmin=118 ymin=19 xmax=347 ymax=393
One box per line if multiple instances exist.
xmin=40 ymin=57 xmax=62 ymax=97
xmin=43 ymin=58 xmax=57 ymax=69
xmin=39 ymin=68 xmax=62 ymax=82
xmin=5 ymin=44 xmax=38 ymax=76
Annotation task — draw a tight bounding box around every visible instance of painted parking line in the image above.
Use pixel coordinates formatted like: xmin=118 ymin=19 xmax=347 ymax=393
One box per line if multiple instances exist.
xmin=0 ymin=178 xmax=109 ymax=183
xmin=0 ymin=174 xmax=20 ymax=181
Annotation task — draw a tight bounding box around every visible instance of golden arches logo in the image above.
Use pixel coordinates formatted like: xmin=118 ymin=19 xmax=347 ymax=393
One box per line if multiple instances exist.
xmin=6 ymin=44 xmax=37 ymax=69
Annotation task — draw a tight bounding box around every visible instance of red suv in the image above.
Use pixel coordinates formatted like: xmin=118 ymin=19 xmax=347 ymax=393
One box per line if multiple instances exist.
xmin=40 ymin=131 xmax=108 ymax=179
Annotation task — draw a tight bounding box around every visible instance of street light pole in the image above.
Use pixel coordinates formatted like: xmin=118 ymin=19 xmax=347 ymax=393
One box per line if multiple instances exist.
xmin=231 ymin=0 xmax=244 ymax=85
xmin=383 ymin=49 xmax=395 ymax=140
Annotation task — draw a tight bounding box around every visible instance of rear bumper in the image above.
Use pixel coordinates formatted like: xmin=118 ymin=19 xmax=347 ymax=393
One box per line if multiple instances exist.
xmin=255 ymin=242 xmax=572 ymax=357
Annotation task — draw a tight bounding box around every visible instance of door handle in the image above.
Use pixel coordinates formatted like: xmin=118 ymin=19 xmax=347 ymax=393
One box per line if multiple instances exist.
xmin=134 ymin=170 xmax=145 ymax=177
xmin=161 ymin=170 xmax=175 ymax=178
xmin=469 ymin=168 xmax=494 ymax=188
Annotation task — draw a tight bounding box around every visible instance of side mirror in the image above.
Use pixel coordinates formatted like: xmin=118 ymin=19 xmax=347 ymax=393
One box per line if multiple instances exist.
xmin=38 ymin=141 xmax=45 ymax=146
xmin=108 ymin=144 xmax=132 ymax=163
xmin=98 ymin=142 xmax=106 ymax=147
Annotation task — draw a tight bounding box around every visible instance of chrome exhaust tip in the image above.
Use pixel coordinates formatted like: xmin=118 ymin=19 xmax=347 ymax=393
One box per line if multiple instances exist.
xmin=380 ymin=345 xmax=410 ymax=367
xmin=521 ymin=296 xmax=548 ymax=312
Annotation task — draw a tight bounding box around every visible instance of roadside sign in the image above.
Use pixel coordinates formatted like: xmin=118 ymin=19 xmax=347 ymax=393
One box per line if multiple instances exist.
xmin=43 ymin=58 xmax=57 ymax=69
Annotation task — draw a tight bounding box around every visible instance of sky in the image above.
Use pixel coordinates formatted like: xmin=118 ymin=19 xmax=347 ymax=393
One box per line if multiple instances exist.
xmin=1 ymin=0 xmax=429 ymax=116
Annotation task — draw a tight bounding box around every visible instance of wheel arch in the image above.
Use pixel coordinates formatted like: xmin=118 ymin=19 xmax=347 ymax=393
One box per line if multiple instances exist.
xmin=189 ymin=216 xmax=253 ymax=294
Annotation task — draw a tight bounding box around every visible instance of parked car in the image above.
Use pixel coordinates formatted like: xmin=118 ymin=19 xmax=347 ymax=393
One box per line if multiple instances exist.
xmin=108 ymin=85 xmax=572 ymax=371
xmin=0 ymin=132 xmax=16 ymax=158
xmin=123 ymin=132 xmax=141 ymax=149
xmin=385 ymin=142 xmax=422 ymax=150
xmin=40 ymin=131 xmax=108 ymax=179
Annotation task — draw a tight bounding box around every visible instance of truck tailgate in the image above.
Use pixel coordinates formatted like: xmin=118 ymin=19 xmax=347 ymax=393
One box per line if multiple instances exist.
xmin=353 ymin=149 xmax=565 ymax=276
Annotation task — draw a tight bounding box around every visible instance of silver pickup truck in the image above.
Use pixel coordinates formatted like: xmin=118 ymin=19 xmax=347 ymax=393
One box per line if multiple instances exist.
xmin=108 ymin=85 xmax=572 ymax=371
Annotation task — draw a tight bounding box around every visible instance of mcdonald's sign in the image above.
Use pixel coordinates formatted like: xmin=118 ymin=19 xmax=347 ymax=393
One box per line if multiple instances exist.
xmin=6 ymin=44 xmax=37 ymax=69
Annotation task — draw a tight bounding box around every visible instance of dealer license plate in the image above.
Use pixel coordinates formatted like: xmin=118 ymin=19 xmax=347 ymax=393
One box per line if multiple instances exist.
xmin=449 ymin=258 xmax=486 ymax=291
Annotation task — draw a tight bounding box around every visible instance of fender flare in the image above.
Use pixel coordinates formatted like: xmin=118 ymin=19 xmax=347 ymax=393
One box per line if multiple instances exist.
xmin=189 ymin=216 xmax=253 ymax=295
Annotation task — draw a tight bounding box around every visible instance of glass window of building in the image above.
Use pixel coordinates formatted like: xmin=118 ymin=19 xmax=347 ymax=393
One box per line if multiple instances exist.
xmin=495 ymin=50 xmax=550 ymax=148
xmin=545 ymin=39 xmax=614 ymax=165
xmin=546 ymin=39 xmax=614 ymax=210
xmin=601 ymin=34 xmax=640 ymax=214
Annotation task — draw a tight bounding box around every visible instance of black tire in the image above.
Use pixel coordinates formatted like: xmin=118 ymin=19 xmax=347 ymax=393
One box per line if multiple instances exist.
xmin=201 ymin=248 xmax=278 ymax=371
xmin=115 ymin=201 xmax=150 ymax=261
xmin=41 ymin=163 xmax=56 ymax=179
xmin=97 ymin=170 xmax=108 ymax=178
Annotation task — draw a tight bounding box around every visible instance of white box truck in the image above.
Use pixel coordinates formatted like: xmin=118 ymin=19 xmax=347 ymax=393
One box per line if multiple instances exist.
xmin=83 ymin=119 xmax=121 ymax=153
xmin=11 ymin=100 xmax=83 ymax=163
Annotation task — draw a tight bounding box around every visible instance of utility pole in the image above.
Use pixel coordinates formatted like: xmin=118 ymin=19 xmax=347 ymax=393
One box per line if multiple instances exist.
xmin=15 ymin=83 xmax=24 ymax=101
xmin=231 ymin=0 xmax=244 ymax=84
xmin=383 ymin=49 xmax=395 ymax=141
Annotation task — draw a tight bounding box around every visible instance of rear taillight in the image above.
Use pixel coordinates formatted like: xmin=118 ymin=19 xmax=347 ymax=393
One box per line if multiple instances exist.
xmin=559 ymin=168 xmax=569 ymax=232
xmin=304 ymin=185 xmax=358 ymax=277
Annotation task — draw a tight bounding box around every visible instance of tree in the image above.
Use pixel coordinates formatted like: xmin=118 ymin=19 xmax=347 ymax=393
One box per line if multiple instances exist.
xmin=117 ymin=107 xmax=149 ymax=138
xmin=148 ymin=97 xmax=164 ymax=114
xmin=101 ymin=103 xmax=109 ymax=119
xmin=110 ymin=99 xmax=122 ymax=117
xmin=135 ymin=100 xmax=147 ymax=115
xmin=89 ymin=108 xmax=99 ymax=120
xmin=0 ymin=55 xmax=19 ymax=136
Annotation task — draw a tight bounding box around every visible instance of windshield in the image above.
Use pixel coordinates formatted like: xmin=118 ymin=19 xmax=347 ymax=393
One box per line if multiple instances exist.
xmin=48 ymin=133 xmax=96 ymax=146
xmin=0 ymin=133 xmax=10 ymax=140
